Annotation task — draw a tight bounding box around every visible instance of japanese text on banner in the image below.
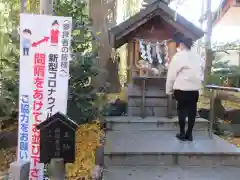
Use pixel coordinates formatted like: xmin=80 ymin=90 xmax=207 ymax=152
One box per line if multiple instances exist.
xmin=19 ymin=95 xmax=30 ymax=160
xmin=60 ymin=20 xmax=71 ymax=75
xmin=30 ymin=53 xmax=46 ymax=180
xmin=47 ymin=54 xmax=58 ymax=118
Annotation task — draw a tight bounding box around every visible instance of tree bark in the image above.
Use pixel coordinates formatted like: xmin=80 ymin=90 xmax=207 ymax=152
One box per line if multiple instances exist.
xmin=203 ymin=0 xmax=213 ymax=90
xmin=20 ymin=0 xmax=27 ymax=13
xmin=40 ymin=0 xmax=53 ymax=15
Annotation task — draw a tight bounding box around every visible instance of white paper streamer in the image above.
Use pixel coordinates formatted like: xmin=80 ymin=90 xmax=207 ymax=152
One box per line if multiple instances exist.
xmin=156 ymin=42 xmax=163 ymax=64
xmin=164 ymin=40 xmax=169 ymax=67
xmin=139 ymin=39 xmax=147 ymax=60
xmin=146 ymin=42 xmax=152 ymax=63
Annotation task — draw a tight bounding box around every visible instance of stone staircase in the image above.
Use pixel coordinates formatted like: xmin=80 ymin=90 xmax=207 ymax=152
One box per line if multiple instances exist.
xmin=103 ymin=116 xmax=240 ymax=180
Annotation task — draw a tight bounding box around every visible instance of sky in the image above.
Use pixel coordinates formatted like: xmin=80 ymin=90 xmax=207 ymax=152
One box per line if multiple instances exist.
xmin=169 ymin=0 xmax=240 ymax=42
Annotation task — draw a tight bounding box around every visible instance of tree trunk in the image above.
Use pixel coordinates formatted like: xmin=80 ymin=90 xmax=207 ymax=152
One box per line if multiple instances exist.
xmin=40 ymin=0 xmax=53 ymax=14
xmin=203 ymin=0 xmax=213 ymax=90
xmin=20 ymin=0 xmax=27 ymax=13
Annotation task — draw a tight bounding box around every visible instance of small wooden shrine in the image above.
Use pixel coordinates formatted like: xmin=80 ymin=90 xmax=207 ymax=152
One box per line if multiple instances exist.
xmin=108 ymin=1 xmax=204 ymax=118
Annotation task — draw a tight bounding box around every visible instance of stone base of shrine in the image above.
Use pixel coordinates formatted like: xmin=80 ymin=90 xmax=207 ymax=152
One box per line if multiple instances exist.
xmin=127 ymin=77 xmax=177 ymax=118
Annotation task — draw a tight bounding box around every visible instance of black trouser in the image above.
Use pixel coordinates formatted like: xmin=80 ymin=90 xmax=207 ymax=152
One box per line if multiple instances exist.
xmin=23 ymin=48 xmax=29 ymax=56
xmin=174 ymin=90 xmax=199 ymax=135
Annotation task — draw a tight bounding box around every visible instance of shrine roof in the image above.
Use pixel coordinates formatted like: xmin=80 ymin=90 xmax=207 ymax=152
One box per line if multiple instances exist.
xmin=37 ymin=112 xmax=79 ymax=131
xmin=109 ymin=1 xmax=204 ymax=48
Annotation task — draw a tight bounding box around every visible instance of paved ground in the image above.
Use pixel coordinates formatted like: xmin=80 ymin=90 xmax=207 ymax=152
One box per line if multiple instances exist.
xmin=105 ymin=131 xmax=240 ymax=154
xmin=104 ymin=166 xmax=240 ymax=180
xmin=104 ymin=116 xmax=240 ymax=179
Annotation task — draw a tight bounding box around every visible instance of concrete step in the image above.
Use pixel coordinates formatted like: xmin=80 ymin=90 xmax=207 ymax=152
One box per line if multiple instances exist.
xmin=104 ymin=131 xmax=240 ymax=167
xmin=104 ymin=166 xmax=240 ymax=180
xmin=105 ymin=116 xmax=209 ymax=131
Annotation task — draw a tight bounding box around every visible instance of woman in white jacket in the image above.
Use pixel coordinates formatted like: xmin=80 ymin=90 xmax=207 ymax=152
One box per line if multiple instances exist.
xmin=166 ymin=36 xmax=202 ymax=141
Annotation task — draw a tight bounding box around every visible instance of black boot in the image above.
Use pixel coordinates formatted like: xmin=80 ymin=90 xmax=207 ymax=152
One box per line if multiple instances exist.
xmin=176 ymin=117 xmax=186 ymax=141
xmin=186 ymin=119 xmax=195 ymax=141
xmin=185 ymin=131 xmax=193 ymax=141
xmin=176 ymin=133 xmax=185 ymax=141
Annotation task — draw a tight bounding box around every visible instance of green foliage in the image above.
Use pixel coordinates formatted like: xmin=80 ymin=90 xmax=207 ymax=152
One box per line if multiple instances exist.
xmin=211 ymin=53 xmax=230 ymax=69
xmin=209 ymin=52 xmax=240 ymax=87
xmin=212 ymin=41 xmax=240 ymax=51
xmin=0 ymin=48 xmax=19 ymax=118
xmin=25 ymin=0 xmax=40 ymax=13
xmin=0 ymin=0 xmax=20 ymax=119
xmin=55 ymin=0 xmax=106 ymax=124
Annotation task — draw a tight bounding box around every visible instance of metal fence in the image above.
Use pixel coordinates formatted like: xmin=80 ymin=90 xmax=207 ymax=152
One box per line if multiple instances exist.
xmin=205 ymin=85 xmax=240 ymax=139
